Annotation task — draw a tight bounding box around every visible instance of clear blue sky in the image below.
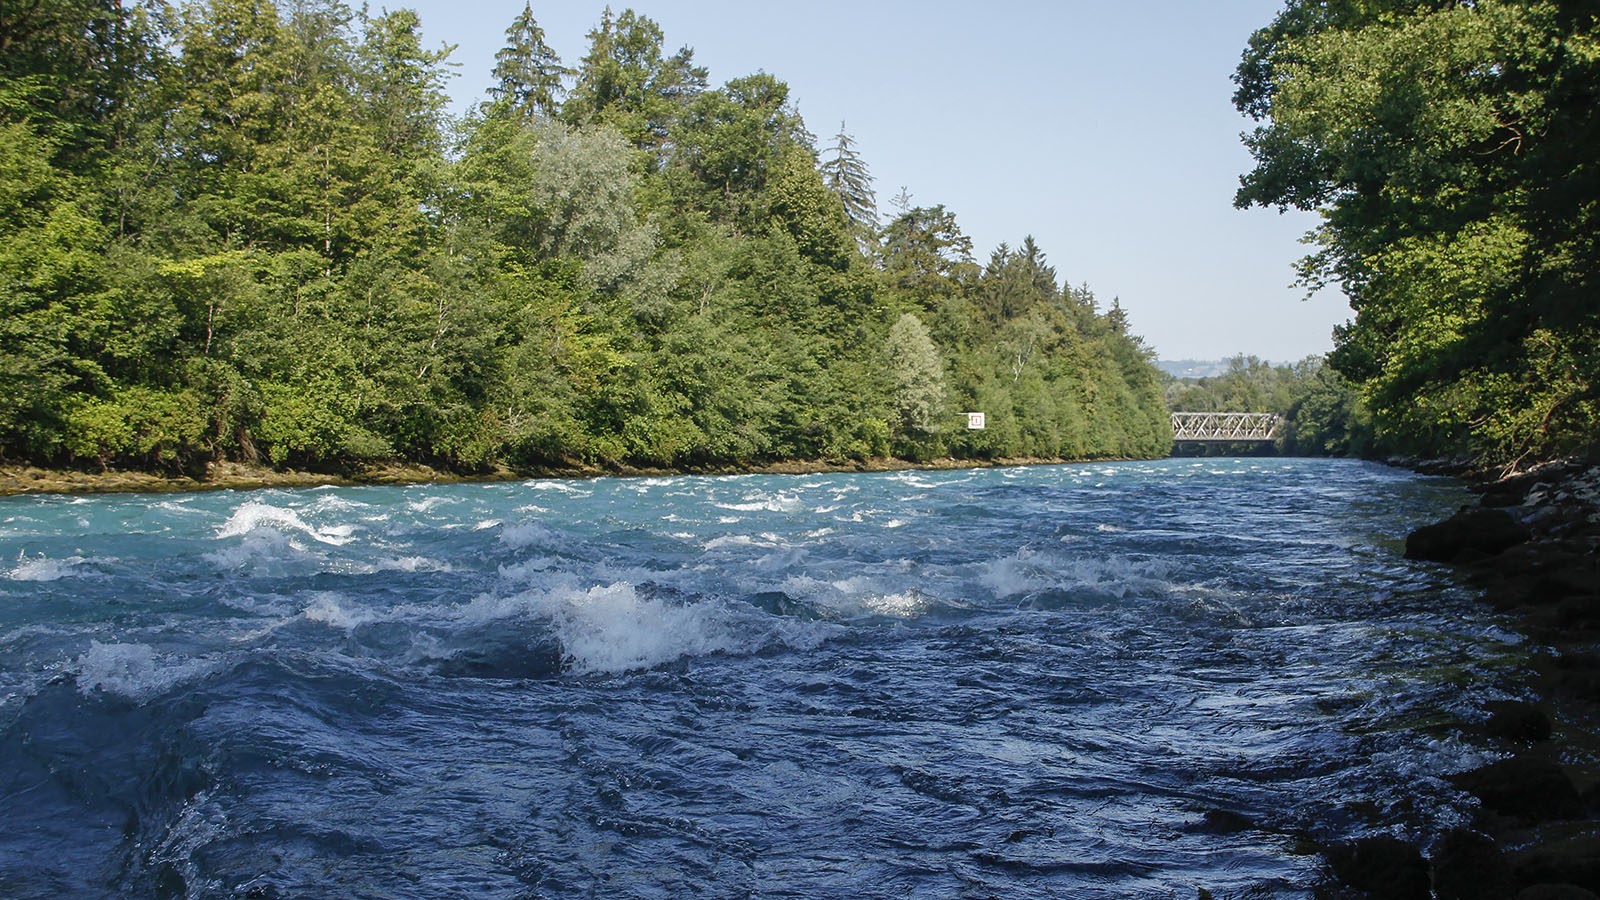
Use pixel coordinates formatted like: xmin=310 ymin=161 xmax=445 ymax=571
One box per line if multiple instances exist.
xmin=393 ymin=0 xmax=1347 ymax=362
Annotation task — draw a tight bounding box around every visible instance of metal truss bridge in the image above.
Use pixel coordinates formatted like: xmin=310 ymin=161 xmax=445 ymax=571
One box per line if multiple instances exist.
xmin=1170 ymin=412 xmax=1282 ymax=443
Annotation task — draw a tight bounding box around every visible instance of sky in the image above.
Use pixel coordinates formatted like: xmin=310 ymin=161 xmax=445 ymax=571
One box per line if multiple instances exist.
xmin=392 ymin=0 xmax=1348 ymax=362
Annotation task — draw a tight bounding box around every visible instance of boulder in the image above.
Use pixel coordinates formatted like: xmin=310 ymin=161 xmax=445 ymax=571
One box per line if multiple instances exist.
xmin=1518 ymin=886 xmax=1600 ymax=900
xmin=1325 ymin=835 xmax=1430 ymax=899
xmin=1432 ymin=828 xmax=1515 ymax=900
xmin=1406 ymin=507 xmax=1531 ymax=562
xmin=1515 ymin=833 xmax=1600 ymax=894
xmin=1451 ymin=755 xmax=1583 ymax=821
xmin=1483 ymin=700 xmax=1554 ymax=743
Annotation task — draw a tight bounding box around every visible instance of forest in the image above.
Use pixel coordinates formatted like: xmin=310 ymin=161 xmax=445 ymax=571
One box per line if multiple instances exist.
xmin=0 ymin=1 xmax=1171 ymax=476
xmin=1235 ymin=0 xmax=1600 ymax=469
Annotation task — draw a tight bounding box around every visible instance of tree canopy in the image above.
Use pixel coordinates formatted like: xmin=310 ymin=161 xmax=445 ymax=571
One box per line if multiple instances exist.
xmin=0 ymin=0 xmax=1172 ymax=474
xmin=1235 ymin=0 xmax=1600 ymax=467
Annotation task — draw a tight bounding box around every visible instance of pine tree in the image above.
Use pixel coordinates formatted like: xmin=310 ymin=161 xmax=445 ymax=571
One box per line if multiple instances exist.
xmin=487 ymin=3 xmax=566 ymax=121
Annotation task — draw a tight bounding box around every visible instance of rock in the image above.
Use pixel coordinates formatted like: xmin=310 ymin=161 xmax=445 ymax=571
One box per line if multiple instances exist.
xmin=1432 ymin=828 xmax=1515 ymax=900
xmin=1452 ymin=755 xmax=1583 ymax=821
xmin=1484 ymin=701 xmax=1554 ymax=743
xmin=1407 ymin=507 xmax=1532 ymax=562
xmin=1514 ymin=833 xmax=1600 ymax=894
xmin=1184 ymin=808 xmax=1255 ymax=835
xmin=1518 ymin=886 xmax=1600 ymax=900
xmin=1325 ymin=835 xmax=1430 ymax=899
xmin=1541 ymin=653 xmax=1600 ymax=703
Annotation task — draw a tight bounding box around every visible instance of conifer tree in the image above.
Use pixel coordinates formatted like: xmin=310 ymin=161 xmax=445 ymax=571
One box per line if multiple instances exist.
xmin=487 ymin=3 xmax=566 ymax=121
xmin=820 ymin=122 xmax=878 ymax=239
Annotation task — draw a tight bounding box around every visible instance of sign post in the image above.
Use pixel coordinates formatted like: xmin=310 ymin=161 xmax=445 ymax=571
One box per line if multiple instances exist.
xmin=965 ymin=412 xmax=986 ymax=430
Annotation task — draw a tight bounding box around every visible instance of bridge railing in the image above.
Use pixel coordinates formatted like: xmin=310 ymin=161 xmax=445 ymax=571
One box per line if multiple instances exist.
xmin=1170 ymin=412 xmax=1282 ymax=443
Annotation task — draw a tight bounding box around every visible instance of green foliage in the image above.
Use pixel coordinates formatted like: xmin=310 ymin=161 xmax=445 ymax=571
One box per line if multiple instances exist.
xmin=0 ymin=0 xmax=1172 ymax=474
xmin=487 ymin=3 xmax=567 ymax=122
xmin=1167 ymin=355 xmax=1374 ymax=457
xmin=1236 ymin=0 xmax=1600 ymax=465
xmin=885 ymin=313 xmax=949 ymax=453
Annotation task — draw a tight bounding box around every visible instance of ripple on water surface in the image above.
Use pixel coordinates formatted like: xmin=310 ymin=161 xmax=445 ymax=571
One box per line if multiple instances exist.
xmin=0 ymin=459 xmax=1515 ymax=897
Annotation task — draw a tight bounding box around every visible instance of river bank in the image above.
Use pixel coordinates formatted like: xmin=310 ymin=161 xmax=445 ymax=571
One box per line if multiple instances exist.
xmin=0 ymin=455 xmax=1134 ymax=497
xmin=1323 ymin=458 xmax=1600 ymax=898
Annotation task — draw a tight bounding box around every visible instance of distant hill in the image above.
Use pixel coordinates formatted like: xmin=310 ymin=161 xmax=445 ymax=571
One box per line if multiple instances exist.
xmin=1157 ymin=358 xmax=1293 ymax=379
xmin=1157 ymin=359 xmax=1233 ymax=379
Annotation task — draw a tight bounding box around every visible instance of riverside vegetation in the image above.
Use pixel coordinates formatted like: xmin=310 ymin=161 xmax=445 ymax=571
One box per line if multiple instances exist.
xmin=1237 ymin=2 xmax=1600 ymax=896
xmin=0 ymin=1 xmax=1170 ymax=483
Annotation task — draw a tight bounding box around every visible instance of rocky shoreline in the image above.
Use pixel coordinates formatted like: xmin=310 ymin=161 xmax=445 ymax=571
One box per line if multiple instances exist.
xmin=0 ymin=455 xmax=1132 ymax=498
xmin=1324 ymin=458 xmax=1600 ymax=899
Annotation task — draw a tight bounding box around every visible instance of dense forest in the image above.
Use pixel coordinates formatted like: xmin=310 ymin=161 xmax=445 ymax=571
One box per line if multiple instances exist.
xmin=0 ymin=1 xmax=1170 ymax=475
xmin=1235 ymin=0 xmax=1600 ymax=469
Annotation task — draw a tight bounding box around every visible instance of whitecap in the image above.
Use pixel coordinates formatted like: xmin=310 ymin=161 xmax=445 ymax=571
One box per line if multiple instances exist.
xmin=524 ymin=480 xmax=590 ymax=494
xmin=498 ymin=557 xmax=559 ymax=582
xmin=310 ymin=495 xmax=369 ymax=513
xmin=373 ymin=555 xmax=451 ymax=573
xmin=861 ymin=591 xmax=931 ymax=618
xmin=407 ymin=496 xmax=451 ymax=513
xmin=216 ymin=501 xmax=356 ymax=546
xmin=500 ymin=521 xmax=565 ymax=550
xmin=716 ymin=493 xmax=801 ymax=514
xmin=981 ymin=549 xmax=1177 ymax=602
xmin=302 ymin=593 xmax=380 ymax=630
xmin=704 ymin=534 xmax=777 ymax=551
xmin=533 ymin=583 xmax=761 ymax=674
xmin=204 ymin=528 xmax=310 ymax=570
xmin=7 ymin=553 xmax=90 ymax=582
xmin=72 ymin=641 xmax=216 ymax=702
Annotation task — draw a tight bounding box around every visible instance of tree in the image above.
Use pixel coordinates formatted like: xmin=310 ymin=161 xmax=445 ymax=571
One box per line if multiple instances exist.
xmin=886 ymin=312 xmax=948 ymax=445
xmin=820 ymin=122 xmax=878 ymax=243
xmin=563 ymin=7 xmax=707 ymax=157
xmin=1235 ymin=0 xmax=1600 ymax=465
xmin=878 ymin=204 xmax=975 ymax=306
xmin=486 ymin=3 xmax=566 ymax=121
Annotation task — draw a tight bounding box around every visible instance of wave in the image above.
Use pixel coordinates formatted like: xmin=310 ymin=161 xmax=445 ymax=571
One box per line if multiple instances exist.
xmin=980 ymin=549 xmax=1178 ymax=603
xmin=216 ymin=501 xmax=357 ymax=546
xmin=71 ymin=641 xmax=218 ymax=703
xmin=6 ymin=553 xmax=93 ymax=582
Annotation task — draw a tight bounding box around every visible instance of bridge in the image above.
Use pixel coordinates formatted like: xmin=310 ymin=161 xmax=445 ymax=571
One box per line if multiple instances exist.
xmin=1170 ymin=412 xmax=1282 ymax=443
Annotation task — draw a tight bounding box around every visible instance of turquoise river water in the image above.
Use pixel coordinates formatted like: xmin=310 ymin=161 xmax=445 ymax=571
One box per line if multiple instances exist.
xmin=0 ymin=458 xmax=1523 ymax=897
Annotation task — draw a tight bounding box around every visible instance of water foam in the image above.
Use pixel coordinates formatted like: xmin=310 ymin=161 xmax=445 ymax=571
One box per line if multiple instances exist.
xmin=72 ymin=641 xmax=216 ymax=702
xmin=216 ymin=501 xmax=356 ymax=546
xmin=302 ymin=593 xmax=381 ymax=630
xmin=531 ymin=582 xmax=826 ymax=674
xmin=7 ymin=553 xmax=91 ymax=581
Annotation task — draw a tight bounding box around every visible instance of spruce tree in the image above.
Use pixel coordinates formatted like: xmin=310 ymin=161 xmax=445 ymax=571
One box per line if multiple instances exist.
xmin=487 ymin=3 xmax=566 ymax=121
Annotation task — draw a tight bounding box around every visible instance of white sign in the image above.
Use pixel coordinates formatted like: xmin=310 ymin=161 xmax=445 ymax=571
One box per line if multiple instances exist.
xmin=965 ymin=412 xmax=986 ymax=430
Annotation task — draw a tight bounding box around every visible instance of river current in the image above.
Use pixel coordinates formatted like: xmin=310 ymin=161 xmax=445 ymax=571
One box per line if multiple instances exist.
xmin=0 ymin=459 xmax=1521 ymax=897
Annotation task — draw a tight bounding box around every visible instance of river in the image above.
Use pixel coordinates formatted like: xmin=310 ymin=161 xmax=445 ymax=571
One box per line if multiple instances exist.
xmin=0 ymin=458 xmax=1522 ymax=897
